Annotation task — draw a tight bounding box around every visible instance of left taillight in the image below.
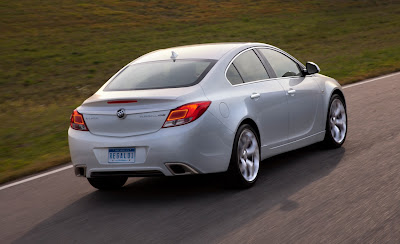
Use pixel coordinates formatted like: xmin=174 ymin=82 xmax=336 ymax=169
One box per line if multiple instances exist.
xmin=163 ymin=101 xmax=211 ymax=128
xmin=70 ymin=109 xmax=89 ymax=131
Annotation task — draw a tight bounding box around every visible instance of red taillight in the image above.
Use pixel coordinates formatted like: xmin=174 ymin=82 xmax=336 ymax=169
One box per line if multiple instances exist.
xmin=70 ymin=109 xmax=89 ymax=131
xmin=163 ymin=101 xmax=211 ymax=128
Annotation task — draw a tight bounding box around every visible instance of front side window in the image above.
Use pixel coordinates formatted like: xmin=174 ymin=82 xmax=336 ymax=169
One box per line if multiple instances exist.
xmin=259 ymin=49 xmax=302 ymax=78
xmin=105 ymin=59 xmax=216 ymax=91
xmin=227 ymin=50 xmax=269 ymax=84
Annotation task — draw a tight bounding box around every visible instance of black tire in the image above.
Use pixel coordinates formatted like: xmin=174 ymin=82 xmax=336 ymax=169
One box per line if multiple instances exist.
xmin=227 ymin=124 xmax=260 ymax=188
xmin=87 ymin=176 xmax=128 ymax=190
xmin=323 ymin=94 xmax=347 ymax=148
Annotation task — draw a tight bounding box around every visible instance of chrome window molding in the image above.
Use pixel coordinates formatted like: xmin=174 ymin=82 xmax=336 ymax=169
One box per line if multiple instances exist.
xmin=224 ymin=46 xmax=306 ymax=87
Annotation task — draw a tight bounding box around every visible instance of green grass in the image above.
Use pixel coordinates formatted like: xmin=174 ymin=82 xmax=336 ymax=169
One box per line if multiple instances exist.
xmin=1 ymin=0 xmax=400 ymax=184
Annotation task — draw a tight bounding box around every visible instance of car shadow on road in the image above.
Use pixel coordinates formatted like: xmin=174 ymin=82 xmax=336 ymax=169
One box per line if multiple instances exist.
xmin=15 ymin=144 xmax=345 ymax=243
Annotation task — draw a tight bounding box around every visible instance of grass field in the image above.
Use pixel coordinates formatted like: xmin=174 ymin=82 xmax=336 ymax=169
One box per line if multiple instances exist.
xmin=1 ymin=0 xmax=400 ymax=184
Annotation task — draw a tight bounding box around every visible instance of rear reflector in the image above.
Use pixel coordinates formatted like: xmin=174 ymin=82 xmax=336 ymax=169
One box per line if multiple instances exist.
xmin=163 ymin=101 xmax=211 ymax=128
xmin=70 ymin=109 xmax=89 ymax=131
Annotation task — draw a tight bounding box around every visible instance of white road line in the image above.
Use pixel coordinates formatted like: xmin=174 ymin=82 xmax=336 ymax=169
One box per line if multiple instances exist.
xmin=1 ymin=71 xmax=399 ymax=191
xmin=343 ymin=71 xmax=400 ymax=89
xmin=0 ymin=165 xmax=73 ymax=191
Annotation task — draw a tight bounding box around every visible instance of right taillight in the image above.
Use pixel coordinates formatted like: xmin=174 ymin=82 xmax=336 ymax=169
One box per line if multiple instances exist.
xmin=163 ymin=101 xmax=211 ymax=128
xmin=70 ymin=109 xmax=89 ymax=131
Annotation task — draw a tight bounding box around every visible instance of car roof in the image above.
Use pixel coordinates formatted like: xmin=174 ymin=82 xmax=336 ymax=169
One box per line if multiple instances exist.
xmin=131 ymin=42 xmax=271 ymax=64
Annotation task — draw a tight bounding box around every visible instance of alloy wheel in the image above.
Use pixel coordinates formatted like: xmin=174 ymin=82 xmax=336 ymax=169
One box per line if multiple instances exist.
xmin=329 ymin=98 xmax=347 ymax=144
xmin=237 ymin=129 xmax=260 ymax=182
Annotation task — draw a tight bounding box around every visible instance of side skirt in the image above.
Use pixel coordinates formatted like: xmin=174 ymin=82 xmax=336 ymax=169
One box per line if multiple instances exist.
xmin=261 ymin=131 xmax=325 ymax=160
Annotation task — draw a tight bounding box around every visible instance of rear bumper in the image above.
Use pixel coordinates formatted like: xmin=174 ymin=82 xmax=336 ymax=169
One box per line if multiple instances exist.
xmin=68 ymin=111 xmax=234 ymax=177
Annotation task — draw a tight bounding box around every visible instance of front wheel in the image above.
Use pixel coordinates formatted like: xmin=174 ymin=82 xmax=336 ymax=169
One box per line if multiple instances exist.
xmin=227 ymin=124 xmax=260 ymax=188
xmin=87 ymin=176 xmax=128 ymax=190
xmin=323 ymin=94 xmax=347 ymax=148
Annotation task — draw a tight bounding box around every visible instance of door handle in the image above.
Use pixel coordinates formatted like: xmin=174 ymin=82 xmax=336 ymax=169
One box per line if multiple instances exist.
xmin=287 ymin=89 xmax=296 ymax=96
xmin=250 ymin=93 xmax=261 ymax=99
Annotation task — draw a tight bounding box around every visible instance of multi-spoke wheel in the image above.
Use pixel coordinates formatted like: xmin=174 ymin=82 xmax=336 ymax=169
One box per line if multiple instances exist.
xmin=227 ymin=124 xmax=260 ymax=187
xmin=323 ymin=94 xmax=347 ymax=148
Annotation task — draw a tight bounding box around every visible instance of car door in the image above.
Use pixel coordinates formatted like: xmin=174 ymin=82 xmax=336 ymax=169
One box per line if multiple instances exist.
xmin=257 ymin=48 xmax=321 ymax=143
xmin=226 ymin=49 xmax=289 ymax=151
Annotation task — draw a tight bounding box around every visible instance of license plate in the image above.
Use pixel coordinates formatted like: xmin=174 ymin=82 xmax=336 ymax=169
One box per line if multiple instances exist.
xmin=108 ymin=148 xmax=135 ymax=163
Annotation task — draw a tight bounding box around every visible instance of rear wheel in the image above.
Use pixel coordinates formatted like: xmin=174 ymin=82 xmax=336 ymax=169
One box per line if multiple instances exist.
xmin=87 ymin=176 xmax=128 ymax=190
xmin=227 ymin=124 xmax=260 ymax=188
xmin=323 ymin=94 xmax=347 ymax=148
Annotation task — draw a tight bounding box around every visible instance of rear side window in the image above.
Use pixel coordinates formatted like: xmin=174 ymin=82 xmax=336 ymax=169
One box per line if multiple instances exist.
xmin=227 ymin=50 xmax=269 ymax=84
xmin=226 ymin=64 xmax=244 ymax=85
xmin=258 ymin=49 xmax=302 ymax=78
xmin=105 ymin=59 xmax=216 ymax=91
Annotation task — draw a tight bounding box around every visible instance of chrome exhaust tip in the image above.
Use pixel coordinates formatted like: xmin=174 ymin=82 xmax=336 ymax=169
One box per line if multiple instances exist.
xmin=165 ymin=163 xmax=199 ymax=175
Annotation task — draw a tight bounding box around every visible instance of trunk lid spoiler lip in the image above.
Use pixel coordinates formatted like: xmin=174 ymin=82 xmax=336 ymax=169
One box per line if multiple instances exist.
xmin=78 ymin=108 xmax=170 ymax=116
xmin=77 ymin=84 xmax=209 ymax=115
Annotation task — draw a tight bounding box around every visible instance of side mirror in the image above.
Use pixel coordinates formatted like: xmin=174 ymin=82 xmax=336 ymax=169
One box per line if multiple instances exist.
xmin=305 ymin=62 xmax=320 ymax=75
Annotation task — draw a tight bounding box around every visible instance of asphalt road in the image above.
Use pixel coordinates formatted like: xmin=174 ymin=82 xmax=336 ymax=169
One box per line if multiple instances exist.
xmin=1 ymin=73 xmax=400 ymax=243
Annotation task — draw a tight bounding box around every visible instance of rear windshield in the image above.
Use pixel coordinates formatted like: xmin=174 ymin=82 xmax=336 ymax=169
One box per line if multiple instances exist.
xmin=105 ymin=59 xmax=216 ymax=91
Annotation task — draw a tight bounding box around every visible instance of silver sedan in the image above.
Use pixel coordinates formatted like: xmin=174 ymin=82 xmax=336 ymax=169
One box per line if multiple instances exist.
xmin=68 ymin=42 xmax=347 ymax=189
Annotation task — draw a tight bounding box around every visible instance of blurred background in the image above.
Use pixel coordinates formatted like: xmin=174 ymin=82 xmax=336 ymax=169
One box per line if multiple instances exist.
xmin=0 ymin=0 xmax=399 ymax=183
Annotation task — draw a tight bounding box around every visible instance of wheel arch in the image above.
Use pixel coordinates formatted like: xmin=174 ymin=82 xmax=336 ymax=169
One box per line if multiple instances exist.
xmin=322 ymin=77 xmax=346 ymax=117
xmin=324 ymin=88 xmax=346 ymax=125
xmin=237 ymin=118 xmax=261 ymax=144
xmin=331 ymin=89 xmax=346 ymax=107
xmin=322 ymin=88 xmax=348 ymax=148
xmin=227 ymin=117 xmax=262 ymax=187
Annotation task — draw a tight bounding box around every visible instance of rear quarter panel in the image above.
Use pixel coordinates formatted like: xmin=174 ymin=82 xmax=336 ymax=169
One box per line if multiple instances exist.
xmin=199 ymin=48 xmax=250 ymax=134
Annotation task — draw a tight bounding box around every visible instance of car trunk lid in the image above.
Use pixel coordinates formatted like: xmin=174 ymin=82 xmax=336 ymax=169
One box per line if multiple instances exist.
xmin=77 ymin=87 xmax=204 ymax=137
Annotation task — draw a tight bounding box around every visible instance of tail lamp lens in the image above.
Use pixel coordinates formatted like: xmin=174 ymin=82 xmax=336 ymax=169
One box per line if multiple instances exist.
xmin=70 ymin=109 xmax=89 ymax=131
xmin=163 ymin=101 xmax=211 ymax=128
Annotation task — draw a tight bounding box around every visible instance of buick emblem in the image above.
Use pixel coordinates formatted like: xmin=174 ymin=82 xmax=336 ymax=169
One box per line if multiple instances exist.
xmin=116 ymin=108 xmax=126 ymax=119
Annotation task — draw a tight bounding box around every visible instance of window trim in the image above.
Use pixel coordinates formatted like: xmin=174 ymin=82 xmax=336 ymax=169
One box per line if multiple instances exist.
xmin=224 ymin=48 xmax=273 ymax=86
xmin=253 ymin=48 xmax=276 ymax=78
xmin=226 ymin=63 xmax=245 ymax=84
xmin=224 ymin=47 xmax=307 ymax=87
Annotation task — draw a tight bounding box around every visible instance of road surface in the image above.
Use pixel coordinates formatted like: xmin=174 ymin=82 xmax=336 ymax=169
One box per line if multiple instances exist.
xmin=1 ymin=72 xmax=400 ymax=243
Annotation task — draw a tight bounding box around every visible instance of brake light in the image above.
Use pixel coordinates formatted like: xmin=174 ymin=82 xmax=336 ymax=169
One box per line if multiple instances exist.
xmin=70 ymin=109 xmax=89 ymax=131
xmin=163 ymin=101 xmax=211 ymax=128
xmin=107 ymin=100 xmax=137 ymax=104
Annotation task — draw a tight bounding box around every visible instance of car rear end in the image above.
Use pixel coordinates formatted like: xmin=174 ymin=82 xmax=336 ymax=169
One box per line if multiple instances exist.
xmin=68 ymin=58 xmax=234 ymax=180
